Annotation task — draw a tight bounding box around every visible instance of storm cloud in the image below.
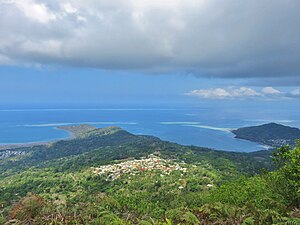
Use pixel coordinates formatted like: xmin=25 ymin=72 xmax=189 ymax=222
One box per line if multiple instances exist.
xmin=1 ymin=0 xmax=300 ymax=80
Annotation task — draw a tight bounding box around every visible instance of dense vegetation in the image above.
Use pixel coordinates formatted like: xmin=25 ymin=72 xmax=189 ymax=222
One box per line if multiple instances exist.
xmin=0 ymin=126 xmax=299 ymax=224
xmin=232 ymin=123 xmax=300 ymax=147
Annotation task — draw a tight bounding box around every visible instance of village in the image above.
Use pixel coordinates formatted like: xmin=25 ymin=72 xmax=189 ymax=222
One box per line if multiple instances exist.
xmin=0 ymin=150 xmax=25 ymax=160
xmin=91 ymin=154 xmax=188 ymax=181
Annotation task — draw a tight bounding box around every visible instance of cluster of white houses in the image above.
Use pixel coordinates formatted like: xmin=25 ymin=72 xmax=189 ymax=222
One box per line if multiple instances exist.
xmin=0 ymin=150 xmax=24 ymax=160
xmin=91 ymin=154 xmax=187 ymax=181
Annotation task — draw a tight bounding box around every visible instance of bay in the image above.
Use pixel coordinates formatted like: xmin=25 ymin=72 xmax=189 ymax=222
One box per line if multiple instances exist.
xmin=0 ymin=106 xmax=299 ymax=152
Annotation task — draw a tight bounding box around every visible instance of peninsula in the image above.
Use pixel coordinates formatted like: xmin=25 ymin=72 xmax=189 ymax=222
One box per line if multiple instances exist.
xmin=232 ymin=123 xmax=300 ymax=147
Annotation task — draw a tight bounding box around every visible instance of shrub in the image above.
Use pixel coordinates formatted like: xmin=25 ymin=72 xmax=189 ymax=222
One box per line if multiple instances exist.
xmin=8 ymin=193 xmax=45 ymax=224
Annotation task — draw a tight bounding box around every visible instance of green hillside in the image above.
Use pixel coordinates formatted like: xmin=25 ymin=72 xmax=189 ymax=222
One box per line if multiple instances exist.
xmin=232 ymin=123 xmax=300 ymax=147
xmin=0 ymin=126 xmax=299 ymax=224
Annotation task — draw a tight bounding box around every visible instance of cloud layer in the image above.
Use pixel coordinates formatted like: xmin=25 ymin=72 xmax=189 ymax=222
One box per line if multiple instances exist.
xmin=1 ymin=0 xmax=300 ymax=81
xmin=185 ymin=87 xmax=300 ymax=100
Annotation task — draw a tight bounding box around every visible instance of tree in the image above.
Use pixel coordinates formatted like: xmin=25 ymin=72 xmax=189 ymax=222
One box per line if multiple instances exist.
xmin=272 ymin=140 xmax=300 ymax=207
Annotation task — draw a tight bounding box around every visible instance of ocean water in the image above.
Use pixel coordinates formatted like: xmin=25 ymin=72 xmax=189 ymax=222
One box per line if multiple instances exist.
xmin=0 ymin=106 xmax=299 ymax=152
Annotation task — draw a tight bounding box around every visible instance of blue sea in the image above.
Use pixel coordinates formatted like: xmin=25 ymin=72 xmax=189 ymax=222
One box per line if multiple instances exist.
xmin=0 ymin=104 xmax=299 ymax=152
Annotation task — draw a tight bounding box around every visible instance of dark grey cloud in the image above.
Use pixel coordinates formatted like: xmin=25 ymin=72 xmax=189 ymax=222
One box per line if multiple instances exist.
xmin=1 ymin=0 xmax=300 ymax=82
xmin=246 ymin=76 xmax=300 ymax=87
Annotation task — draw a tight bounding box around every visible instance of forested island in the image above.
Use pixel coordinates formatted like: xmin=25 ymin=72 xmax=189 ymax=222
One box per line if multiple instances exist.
xmin=0 ymin=125 xmax=299 ymax=224
xmin=232 ymin=123 xmax=300 ymax=148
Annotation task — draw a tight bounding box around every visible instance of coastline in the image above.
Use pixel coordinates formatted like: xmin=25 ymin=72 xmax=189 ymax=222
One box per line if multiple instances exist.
xmin=0 ymin=124 xmax=273 ymax=153
xmin=0 ymin=126 xmax=76 ymax=151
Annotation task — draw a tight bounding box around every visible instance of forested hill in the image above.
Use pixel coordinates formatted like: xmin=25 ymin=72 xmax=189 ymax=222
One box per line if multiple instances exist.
xmin=0 ymin=125 xmax=299 ymax=224
xmin=232 ymin=123 xmax=300 ymax=147
xmin=0 ymin=125 xmax=271 ymax=178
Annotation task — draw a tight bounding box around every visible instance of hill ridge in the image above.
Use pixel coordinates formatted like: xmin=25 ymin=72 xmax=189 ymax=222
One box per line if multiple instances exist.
xmin=232 ymin=122 xmax=300 ymax=147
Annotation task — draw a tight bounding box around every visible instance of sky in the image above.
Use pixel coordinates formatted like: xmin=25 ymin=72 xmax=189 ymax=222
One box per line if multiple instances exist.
xmin=0 ymin=0 xmax=300 ymax=107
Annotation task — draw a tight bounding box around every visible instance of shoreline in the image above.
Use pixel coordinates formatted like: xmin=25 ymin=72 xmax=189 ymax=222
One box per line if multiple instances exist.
xmin=0 ymin=126 xmax=76 ymax=151
xmin=0 ymin=124 xmax=273 ymax=153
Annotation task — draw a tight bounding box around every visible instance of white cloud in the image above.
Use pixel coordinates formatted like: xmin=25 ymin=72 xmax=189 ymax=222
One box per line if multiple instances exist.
xmin=185 ymin=86 xmax=300 ymax=100
xmin=261 ymin=87 xmax=281 ymax=95
xmin=12 ymin=0 xmax=56 ymax=23
xmin=231 ymin=87 xmax=261 ymax=97
xmin=185 ymin=87 xmax=260 ymax=99
xmin=0 ymin=0 xmax=300 ymax=82
xmin=63 ymin=3 xmax=77 ymax=14
xmin=186 ymin=88 xmax=231 ymax=99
